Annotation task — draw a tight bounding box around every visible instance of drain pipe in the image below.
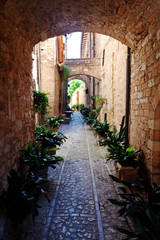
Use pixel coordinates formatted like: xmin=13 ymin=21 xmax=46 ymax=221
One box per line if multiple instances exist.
xmin=38 ymin=43 xmax=41 ymax=91
xmin=125 ymin=47 xmax=131 ymax=148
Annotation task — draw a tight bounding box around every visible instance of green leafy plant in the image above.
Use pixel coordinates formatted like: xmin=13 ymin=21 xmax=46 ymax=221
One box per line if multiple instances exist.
xmin=59 ymin=65 xmax=70 ymax=81
xmin=71 ymin=104 xmax=84 ymax=111
xmin=80 ymin=106 xmax=90 ymax=118
xmin=22 ymin=141 xmax=63 ymax=173
xmin=108 ymin=175 xmax=160 ymax=240
xmin=46 ymin=116 xmax=64 ymax=129
xmin=71 ymin=105 xmax=77 ymax=110
xmin=34 ymin=125 xmax=67 ymax=147
xmin=90 ymin=95 xmax=96 ymax=100
xmin=86 ymin=111 xmax=98 ymax=125
xmin=106 ymin=143 xmax=140 ymax=167
xmin=33 ymin=90 xmax=50 ymax=117
xmin=79 ymin=104 xmax=84 ymax=110
xmin=0 ymin=169 xmax=49 ymax=235
xmin=95 ymin=96 xmax=107 ymax=115
xmin=99 ymin=127 xmax=125 ymax=147
xmin=93 ymin=121 xmax=110 ymax=138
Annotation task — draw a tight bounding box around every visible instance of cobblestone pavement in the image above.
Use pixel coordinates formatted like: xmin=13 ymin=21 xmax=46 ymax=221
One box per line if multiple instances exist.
xmin=1 ymin=112 xmax=130 ymax=240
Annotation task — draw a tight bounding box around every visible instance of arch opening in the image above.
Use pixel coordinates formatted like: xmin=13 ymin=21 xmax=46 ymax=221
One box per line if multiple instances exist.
xmin=68 ymin=79 xmax=86 ymax=107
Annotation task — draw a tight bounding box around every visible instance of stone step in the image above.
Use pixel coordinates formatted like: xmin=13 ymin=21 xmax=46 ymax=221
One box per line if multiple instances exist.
xmin=63 ymin=117 xmax=70 ymax=124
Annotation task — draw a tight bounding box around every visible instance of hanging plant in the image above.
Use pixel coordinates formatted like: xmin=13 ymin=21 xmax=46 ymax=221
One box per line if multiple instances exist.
xmin=33 ymin=90 xmax=50 ymax=117
xmin=59 ymin=64 xmax=70 ymax=81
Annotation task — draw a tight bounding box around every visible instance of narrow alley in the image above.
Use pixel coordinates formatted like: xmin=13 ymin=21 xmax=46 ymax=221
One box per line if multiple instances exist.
xmin=25 ymin=112 xmax=130 ymax=240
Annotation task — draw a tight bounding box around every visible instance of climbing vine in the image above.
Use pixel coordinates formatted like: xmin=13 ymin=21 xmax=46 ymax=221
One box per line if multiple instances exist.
xmin=59 ymin=65 xmax=70 ymax=81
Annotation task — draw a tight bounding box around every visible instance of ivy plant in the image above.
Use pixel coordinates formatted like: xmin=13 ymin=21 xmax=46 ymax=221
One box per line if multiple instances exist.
xmin=33 ymin=90 xmax=50 ymax=117
xmin=59 ymin=65 xmax=70 ymax=81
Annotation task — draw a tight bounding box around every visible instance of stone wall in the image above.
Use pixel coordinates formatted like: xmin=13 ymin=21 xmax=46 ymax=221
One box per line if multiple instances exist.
xmin=36 ymin=38 xmax=61 ymax=118
xmin=82 ymin=31 xmax=160 ymax=183
xmin=0 ymin=17 xmax=35 ymax=189
xmin=130 ymin=26 xmax=160 ymax=183
xmin=70 ymin=86 xmax=86 ymax=107
xmin=98 ymin=36 xmax=127 ymax=130
xmin=64 ymin=58 xmax=101 ymax=80
xmin=81 ymin=33 xmax=127 ymax=131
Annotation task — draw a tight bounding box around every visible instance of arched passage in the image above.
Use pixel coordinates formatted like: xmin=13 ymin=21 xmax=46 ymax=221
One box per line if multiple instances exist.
xmin=64 ymin=58 xmax=101 ymax=80
xmin=1 ymin=0 xmax=159 ymax=48
xmin=68 ymin=79 xmax=86 ymax=107
xmin=68 ymin=74 xmax=100 ymax=108
xmin=0 ymin=0 xmax=160 ymax=184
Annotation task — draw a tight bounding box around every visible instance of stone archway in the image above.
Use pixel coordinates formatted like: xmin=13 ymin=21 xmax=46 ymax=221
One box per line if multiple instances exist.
xmin=68 ymin=74 xmax=99 ymax=107
xmin=1 ymin=0 xmax=159 ymax=48
xmin=0 ymin=0 xmax=160 ymax=184
xmin=64 ymin=58 xmax=101 ymax=80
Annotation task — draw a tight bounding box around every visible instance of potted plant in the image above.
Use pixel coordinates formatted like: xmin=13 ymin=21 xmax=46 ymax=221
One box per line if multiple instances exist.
xmin=46 ymin=116 xmax=64 ymax=130
xmin=106 ymin=143 xmax=140 ymax=181
xmin=80 ymin=106 xmax=90 ymax=118
xmin=99 ymin=126 xmax=125 ymax=147
xmin=108 ymin=175 xmax=160 ymax=240
xmin=93 ymin=121 xmax=110 ymax=140
xmin=34 ymin=125 xmax=67 ymax=155
xmin=33 ymin=90 xmax=51 ymax=124
xmin=58 ymin=64 xmax=70 ymax=82
xmin=21 ymin=141 xmax=63 ymax=175
xmin=0 ymin=169 xmax=49 ymax=239
xmin=86 ymin=111 xmax=98 ymax=126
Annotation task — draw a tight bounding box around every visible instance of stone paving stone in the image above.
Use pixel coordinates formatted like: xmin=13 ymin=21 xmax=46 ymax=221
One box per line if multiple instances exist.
xmin=24 ymin=112 xmax=130 ymax=239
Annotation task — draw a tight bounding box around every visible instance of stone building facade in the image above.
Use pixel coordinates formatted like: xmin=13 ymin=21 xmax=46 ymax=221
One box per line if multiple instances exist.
xmin=33 ymin=38 xmax=62 ymax=119
xmin=81 ymin=33 xmax=127 ymax=130
xmin=0 ymin=0 xmax=160 ymax=186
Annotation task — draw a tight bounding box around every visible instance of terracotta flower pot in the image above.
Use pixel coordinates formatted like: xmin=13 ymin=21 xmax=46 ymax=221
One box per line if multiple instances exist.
xmin=114 ymin=162 xmax=139 ymax=182
xmin=48 ymin=145 xmax=57 ymax=155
